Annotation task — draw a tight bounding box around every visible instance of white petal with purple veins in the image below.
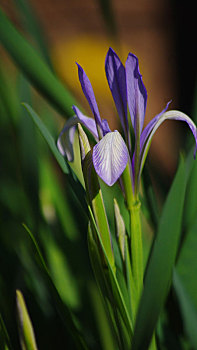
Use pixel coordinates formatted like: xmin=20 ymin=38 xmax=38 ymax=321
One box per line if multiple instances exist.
xmin=93 ymin=131 xmax=129 ymax=186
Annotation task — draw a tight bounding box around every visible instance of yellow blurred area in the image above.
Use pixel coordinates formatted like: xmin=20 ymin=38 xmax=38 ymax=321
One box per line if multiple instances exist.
xmin=52 ymin=36 xmax=117 ymax=130
xmin=51 ymin=36 xmax=148 ymax=132
xmin=52 ymin=36 xmax=113 ymax=96
xmin=51 ymin=35 xmax=178 ymax=176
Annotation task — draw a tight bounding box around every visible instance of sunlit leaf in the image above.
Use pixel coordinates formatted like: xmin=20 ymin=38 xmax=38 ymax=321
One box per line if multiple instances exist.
xmin=16 ymin=290 xmax=38 ymax=350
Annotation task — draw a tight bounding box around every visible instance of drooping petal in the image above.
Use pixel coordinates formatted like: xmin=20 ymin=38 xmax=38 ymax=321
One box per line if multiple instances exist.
xmin=105 ymin=48 xmax=128 ymax=135
xmin=93 ymin=131 xmax=129 ymax=186
xmin=77 ymin=63 xmax=103 ymax=135
xmin=57 ymin=107 xmax=99 ymax=161
xmin=125 ymin=53 xmax=147 ymax=135
xmin=57 ymin=116 xmax=77 ymax=161
xmin=139 ymin=109 xmax=197 ymax=178
xmin=140 ymin=101 xmax=171 ymax=151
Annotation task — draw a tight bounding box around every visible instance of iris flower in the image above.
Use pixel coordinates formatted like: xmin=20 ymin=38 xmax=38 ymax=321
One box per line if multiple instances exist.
xmin=57 ymin=48 xmax=197 ymax=191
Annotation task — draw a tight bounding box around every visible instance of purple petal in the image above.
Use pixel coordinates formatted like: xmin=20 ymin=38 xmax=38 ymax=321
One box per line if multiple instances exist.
xmin=77 ymin=63 xmax=103 ymax=133
xmin=101 ymin=119 xmax=111 ymax=135
xmin=139 ymin=109 xmax=197 ymax=178
xmin=93 ymin=131 xmax=129 ymax=186
xmin=125 ymin=53 xmax=147 ymax=135
xmin=140 ymin=101 xmax=171 ymax=151
xmin=57 ymin=116 xmax=77 ymax=161
xmin=105 ymin=48 xmax=128 ymax=135
xmin=72 ymin=105 xmax=99 ymax=141
xmin=57 ymin=107 xmax=99 ymax=161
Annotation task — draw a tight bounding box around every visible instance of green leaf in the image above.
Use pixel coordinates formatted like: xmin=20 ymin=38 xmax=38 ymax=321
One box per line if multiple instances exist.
xmin=13 ymin=0 xmax=52 ymax=68
xmin=23 ymin=103 xmax=87 ymax=214
xmin=78 ymin=125 xmax=115 ymax=271
xmin=176 ymin=218 xmax=197 ymax=311
xmin=16 ymin=290 xmax=38 ymax=350
xmin=0 ymin=62 xmax=20 ymax=124
xmin=0 ymin=9 xmax=77 ymax=117
xmin=22 ymin=103 xmax=69 ymax=174
xmin=88 ymin=223 xmax=131 ymax=349
xmin=183 ymin=157 xmax=197 ymax=228
xmin=88 ymin=206 xmax=133 ymax=338
xmin=132 ymin=157 xmax=187 ymax=350
xmin=0 ymin=314 xmax=13 ymax=350
xmin=22 ymin=224 xmax=88 ymax=350
xmin=125 ymin=237 xmax=136 ymax=323
xmin=173 ymin=271 xmax=197 ymax=349
xmin=18 ymin=76 xmax=40 ymax=220
xmin=89 ymin=283 xmax=116 ymax=350
xmin=114 ymin=198 xmax=126 ymax=261
xmin=40 ymin=158 xmax=79 ymax=241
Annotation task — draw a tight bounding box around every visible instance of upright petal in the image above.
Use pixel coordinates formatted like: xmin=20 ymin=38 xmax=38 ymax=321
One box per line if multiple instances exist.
xmin=77 ymin=63 xmax=103 ymax=135
xmin=139 ymin=109 xmax=197 ymax=178
xmin=105 ymin=48 xmax=128 ymax=135
xmin=125 ymin=53 xmax=147 ymax=135
xmin=101 ymin=118 xmax=111 ymax=136
xmin=93 ymin=131 xmax=129 ymax=186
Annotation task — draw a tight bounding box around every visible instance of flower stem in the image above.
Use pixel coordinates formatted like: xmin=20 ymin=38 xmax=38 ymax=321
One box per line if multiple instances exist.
xmin=129 ymin=201 xmax=143 ymax=304
xmin=122 ymin=162 xmax=144 ymax=316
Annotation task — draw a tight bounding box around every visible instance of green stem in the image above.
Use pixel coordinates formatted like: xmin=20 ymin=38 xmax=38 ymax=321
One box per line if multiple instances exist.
xmin=129 ymin=202 xmax=143 ymax=303
xmin=121 ymin=162 xmax=144 ymax=316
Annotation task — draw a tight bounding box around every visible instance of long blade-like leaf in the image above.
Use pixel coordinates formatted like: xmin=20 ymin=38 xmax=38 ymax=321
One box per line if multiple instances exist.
xmin=132 ymin=157 xmax=187 ymax=350
xmin=22 ymin=224 xmax=88 ymax=350
xmin=0 ymin=314 xmax=13 ymax=350
xmin=16 ymin=290 xmax=38 ymax=350
xmin=88 ymin=205 xmax=133 ymax=337
xmin=13 ymin=0 xmax=52 ymax=68
xmin=173 ymin=271 xmax=197 ymax=349
xmin=23 ymin=103 xmax=87 ymax=213
xmin=0 ymin=9 xmax=77 ymax=117
xmin=22 ymin=103 xmax=69 ymax=174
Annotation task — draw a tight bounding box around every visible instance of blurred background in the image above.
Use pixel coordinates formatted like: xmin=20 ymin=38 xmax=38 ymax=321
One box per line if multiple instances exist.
xmin=1 ymin=0 xmax=196 ymax=176
xmin=0 ymin=0 xmax=196 ymax=349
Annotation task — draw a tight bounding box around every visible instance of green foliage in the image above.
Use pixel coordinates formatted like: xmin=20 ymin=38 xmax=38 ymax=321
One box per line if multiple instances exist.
xmin=132 ymin=157 xmax=187 ymax=350
xmin=16 ymin=290 xmax=38 ymax=350
xmin=0 ymin=9 xmax=77 ymax=118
